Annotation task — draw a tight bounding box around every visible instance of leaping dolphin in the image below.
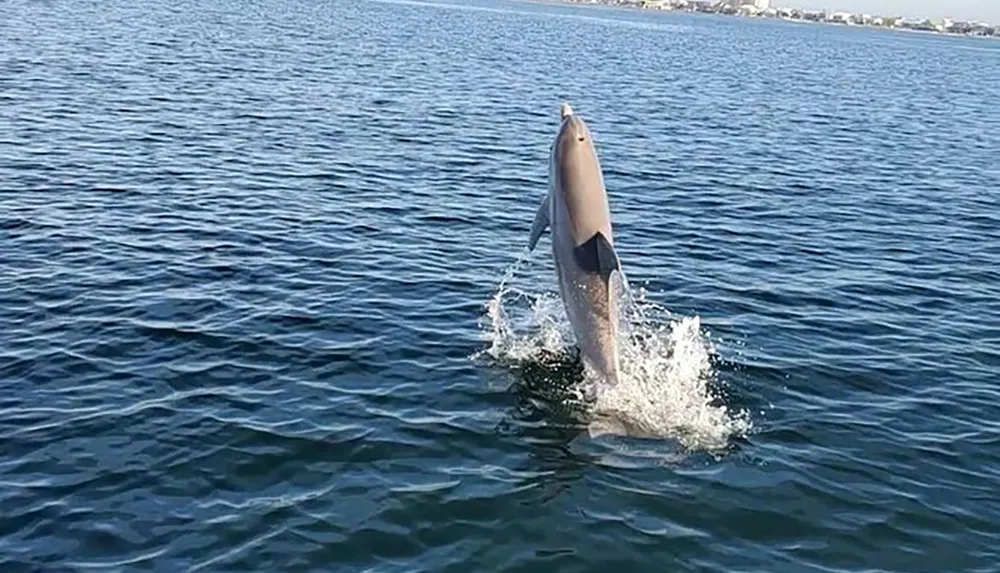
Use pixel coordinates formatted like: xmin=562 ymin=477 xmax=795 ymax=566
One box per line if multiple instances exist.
xmin=528 ymin=103 xmax=623 ymax=388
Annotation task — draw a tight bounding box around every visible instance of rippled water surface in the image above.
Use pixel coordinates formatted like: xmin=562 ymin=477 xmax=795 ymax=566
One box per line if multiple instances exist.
xmin=2 ymin=0 xmax=999 ymax=570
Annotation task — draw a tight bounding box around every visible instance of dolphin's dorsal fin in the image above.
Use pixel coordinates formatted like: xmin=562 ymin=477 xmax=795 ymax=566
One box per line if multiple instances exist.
xmin=561 ymin=102 xmax=574 ymax=119
xmin=527 ymin=196 xmax=550 ymax=251
xmin=573 ymin=232 xmax=620 ymax=279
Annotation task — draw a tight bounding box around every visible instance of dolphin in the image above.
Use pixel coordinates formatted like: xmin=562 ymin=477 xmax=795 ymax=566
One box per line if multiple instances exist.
xmin=527 ymin=103 xmax=623 ymax=388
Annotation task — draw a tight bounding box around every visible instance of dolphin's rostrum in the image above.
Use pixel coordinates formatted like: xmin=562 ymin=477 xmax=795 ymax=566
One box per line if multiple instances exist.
xmin=528 ymin=103 xmax=623 ymax=388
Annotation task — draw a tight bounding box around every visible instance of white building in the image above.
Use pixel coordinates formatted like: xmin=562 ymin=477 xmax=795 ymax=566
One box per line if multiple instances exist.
xmin=753 ymin=0 xmax=770 ymax=9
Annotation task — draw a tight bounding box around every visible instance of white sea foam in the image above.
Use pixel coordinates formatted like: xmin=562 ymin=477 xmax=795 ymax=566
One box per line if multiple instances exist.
xmin=477 ymin=251 xmax=751 ymax=452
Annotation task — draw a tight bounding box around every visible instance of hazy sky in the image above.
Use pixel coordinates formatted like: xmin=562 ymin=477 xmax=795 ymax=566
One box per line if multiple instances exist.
xmin=788 ymin=0 xmax=1000 ymax=22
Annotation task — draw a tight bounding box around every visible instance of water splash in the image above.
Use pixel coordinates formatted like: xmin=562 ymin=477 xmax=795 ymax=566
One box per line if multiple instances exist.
xmin=477 ymin=252 xmax=751 ymax=452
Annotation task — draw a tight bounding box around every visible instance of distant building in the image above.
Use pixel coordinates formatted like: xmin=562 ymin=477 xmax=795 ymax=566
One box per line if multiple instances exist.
xmin=828 ymin=12 xmax=853 ymax=24
xmin=717 ymin=1 xmax=738 ymax=14
xmin=753 ymin=0 xmax=770 ymax=9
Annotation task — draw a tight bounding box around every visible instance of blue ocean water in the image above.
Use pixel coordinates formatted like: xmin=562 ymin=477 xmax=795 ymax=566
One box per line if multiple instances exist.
xmin=2 ymin=0 xmax=999 ymax=570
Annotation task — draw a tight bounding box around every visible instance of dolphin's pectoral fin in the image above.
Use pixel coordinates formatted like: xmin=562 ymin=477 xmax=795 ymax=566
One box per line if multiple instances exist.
xmin=573 ymin=232 xmax=621 ymax=280
xmin=527 ymin=196 xmax=550 ymax=251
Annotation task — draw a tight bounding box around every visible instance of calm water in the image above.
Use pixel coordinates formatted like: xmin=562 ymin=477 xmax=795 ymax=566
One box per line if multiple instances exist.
xmin=2 ymin=0 xmax=999 ymax=570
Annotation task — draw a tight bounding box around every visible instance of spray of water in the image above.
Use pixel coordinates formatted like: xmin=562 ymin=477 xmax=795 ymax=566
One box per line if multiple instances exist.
xmin=476 ymin=251 xmax=751 ymax=452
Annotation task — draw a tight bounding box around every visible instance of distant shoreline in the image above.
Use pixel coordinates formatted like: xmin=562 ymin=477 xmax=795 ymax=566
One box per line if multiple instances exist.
xmin=525 ymin=0 xmax=1000 ymax=40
